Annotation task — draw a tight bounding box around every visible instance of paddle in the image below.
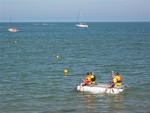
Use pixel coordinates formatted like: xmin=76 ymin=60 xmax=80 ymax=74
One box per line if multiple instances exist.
xmin=105 ymin=84 xmax=113 ymax=93
xmin=104 ymin=71 xmax=115 ymax=93
xmin=112 ymin=87 xmax=114 ymax=93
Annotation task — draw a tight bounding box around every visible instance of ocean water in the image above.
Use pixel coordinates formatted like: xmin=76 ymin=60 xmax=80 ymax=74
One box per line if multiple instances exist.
xmin=0 ymin=22 xmax=150 ymax=113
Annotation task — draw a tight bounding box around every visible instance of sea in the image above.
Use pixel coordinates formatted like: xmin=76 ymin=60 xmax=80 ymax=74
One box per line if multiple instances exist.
xmin=0 ymin=22 xmax=150 ymax=113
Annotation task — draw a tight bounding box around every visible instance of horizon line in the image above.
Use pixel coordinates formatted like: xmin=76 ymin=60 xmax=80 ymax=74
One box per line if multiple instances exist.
xmin=1 ymin=21 xmax=150 ymax=23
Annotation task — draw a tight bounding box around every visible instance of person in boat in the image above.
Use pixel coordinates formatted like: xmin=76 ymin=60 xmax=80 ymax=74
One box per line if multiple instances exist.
xmin=90 ymin=72 xmax=96 ymax=85
xmin=109 ymin=71 xmax=122 ymax=87
xmin=105 ymin=71 xmax=122 ymax=92
xmin=114 ymin=72 xmax=122 ymax=87
xmin=80 ymin=72 xmax=92 ymax=87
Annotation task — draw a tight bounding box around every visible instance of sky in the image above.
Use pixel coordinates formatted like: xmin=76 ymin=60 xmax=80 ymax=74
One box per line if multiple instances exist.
xmin=0 ymin=0 xmax=150 ymax=22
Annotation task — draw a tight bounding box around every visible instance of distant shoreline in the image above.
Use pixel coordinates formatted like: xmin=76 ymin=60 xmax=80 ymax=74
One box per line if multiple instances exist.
xmin=1 ymin=21 xmax=150 ymax=23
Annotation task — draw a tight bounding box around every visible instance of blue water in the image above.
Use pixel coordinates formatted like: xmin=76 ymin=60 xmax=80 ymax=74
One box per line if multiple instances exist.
xmin=0 ymin=22 xmax=150 ymax=113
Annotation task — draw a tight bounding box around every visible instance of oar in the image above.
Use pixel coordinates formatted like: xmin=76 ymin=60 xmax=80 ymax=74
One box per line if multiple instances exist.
xmin=81 ymin=78 xmax=84 ymax=82
xmin=104 ymin=83 xmax=114 ymax=93
xmin=112 ymin=88 xmax=114 ymax=93
xmin=104 ymin=71 xmax=115 ymax=93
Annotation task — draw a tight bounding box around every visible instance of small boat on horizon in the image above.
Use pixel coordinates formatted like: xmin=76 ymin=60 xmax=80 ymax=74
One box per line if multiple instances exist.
xmin=76 ymin=11 xmax=88 ymax=28
xmin=76 ymin=23 xmax=88 ymax=28
xmin=8 ymin=28 xmax=18 ymax=32
xmin=8 ymin=17 xmax=18 ymax=32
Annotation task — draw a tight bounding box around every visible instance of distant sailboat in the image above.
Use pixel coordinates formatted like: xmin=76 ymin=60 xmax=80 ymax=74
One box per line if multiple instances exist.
xmin=76 ymin=11 xmax=88 ymax=28
xmin=8 ymin=17 xmax=18 ymax=32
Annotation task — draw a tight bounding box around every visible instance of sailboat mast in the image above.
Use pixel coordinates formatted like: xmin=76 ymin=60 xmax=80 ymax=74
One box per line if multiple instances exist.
xmin=9 ymin=17 xmax=12 ymax=28
xmin=79 ymin=11 xmax=81 ymax=24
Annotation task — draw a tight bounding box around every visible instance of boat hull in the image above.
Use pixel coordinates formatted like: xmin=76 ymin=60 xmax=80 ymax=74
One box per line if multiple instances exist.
xmin=76 ymin=24 xmax=88 ymax=28
xmin=8 ymin=28 xmax=18 ymax=32
xmin=77 ymin=84 xmax=126 ymax=94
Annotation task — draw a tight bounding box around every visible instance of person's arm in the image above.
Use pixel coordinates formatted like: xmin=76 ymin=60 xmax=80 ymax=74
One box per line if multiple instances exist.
xmin=112 ymin=71 xmax=115 ymax=78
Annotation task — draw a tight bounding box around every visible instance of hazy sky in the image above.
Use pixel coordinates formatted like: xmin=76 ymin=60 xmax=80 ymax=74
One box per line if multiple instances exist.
xmin=0 ymin=0 xmax=150 ymax=22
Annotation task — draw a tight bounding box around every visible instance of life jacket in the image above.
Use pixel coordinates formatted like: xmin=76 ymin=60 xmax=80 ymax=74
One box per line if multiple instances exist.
xmin=115 ymin=75 xmax=122 ymax=82
xmin=90 ymin=74 xmax=96 ymax=81
xmin=84 ymin=76 xmax=91 ymax=85
xmin=90 ymin=74 xmax=96 ymax=84
xmin=113 ymin=75 xmax=122 ymax=87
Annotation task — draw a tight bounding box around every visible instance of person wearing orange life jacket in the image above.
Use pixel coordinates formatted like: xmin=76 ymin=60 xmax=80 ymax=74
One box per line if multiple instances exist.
xmin=84 ymin=72 xmax=92 ymax=86
xmin=80 ymin=72 xmax=92 ymax=88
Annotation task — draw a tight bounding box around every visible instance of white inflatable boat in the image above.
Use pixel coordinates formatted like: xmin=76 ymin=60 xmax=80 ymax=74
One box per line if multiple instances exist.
xmin=77 ymin=83 xmax=126 ymax=94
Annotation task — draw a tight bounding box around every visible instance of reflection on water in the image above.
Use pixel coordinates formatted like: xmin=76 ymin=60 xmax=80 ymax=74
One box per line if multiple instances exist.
xmin=111 ymin=94 xmax=124 ymax=113
xmin=77 ymin=91 xmax=125 ymax=113
xmin=83 ymin=94 xmax=94 ymax=109
xmin=77 ymin=92 xmax=95 ymax=113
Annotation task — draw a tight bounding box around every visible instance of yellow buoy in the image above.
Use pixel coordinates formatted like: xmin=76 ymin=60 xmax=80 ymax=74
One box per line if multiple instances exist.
xmin=64 ymin=69 xmax=68 ymax=75
xmin=56 ymin=55 xmax=60 ymax=59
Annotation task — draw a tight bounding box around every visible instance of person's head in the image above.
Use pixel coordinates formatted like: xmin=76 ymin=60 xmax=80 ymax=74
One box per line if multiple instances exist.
xmin=116 ymin=72 xmax=119 ymax=75
xmin=90 ymin=71 xmax=94 ymax=75
xmin=86 ymin=72 xmax=90 ymax=76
